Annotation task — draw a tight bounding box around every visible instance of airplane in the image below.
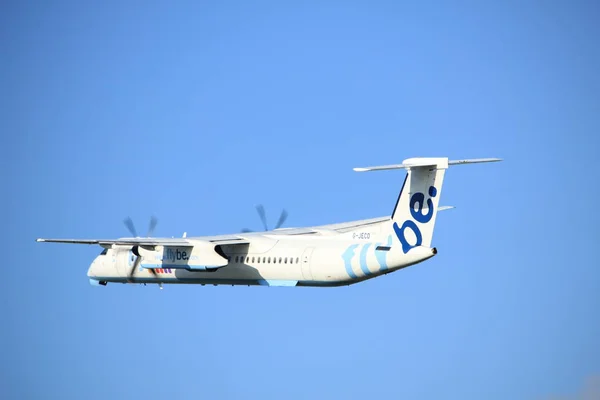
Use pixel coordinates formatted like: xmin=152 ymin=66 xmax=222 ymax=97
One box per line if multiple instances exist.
xmin=36 ymin=157 xmax=501 ymax=289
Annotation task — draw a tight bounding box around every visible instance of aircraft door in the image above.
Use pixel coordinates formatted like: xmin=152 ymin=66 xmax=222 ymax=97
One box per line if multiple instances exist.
xmin=301 ymin=247 xmax=314 ymax=280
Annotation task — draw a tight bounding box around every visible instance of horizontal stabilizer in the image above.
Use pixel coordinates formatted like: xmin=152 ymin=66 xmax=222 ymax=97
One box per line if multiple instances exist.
xmin=354 ymin=161 xmax=436 ymax=172
xmin=448 ymin=158 xmax=503 ymax=166
xmin=354 ymin=157 xmax=502 ymax=172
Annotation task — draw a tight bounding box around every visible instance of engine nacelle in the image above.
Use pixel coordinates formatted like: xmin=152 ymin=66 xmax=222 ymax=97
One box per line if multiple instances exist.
xmin=135 ymin=241 xmax=228 ymax=271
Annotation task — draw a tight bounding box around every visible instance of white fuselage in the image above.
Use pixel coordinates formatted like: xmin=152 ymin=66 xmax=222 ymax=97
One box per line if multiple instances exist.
xmin=87 ymin=222 xmax=437 ymax=287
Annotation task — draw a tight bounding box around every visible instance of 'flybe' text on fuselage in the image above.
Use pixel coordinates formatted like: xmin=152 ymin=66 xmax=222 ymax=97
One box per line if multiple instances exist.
xmin=154 ymin=248 xmax=197 ymax=263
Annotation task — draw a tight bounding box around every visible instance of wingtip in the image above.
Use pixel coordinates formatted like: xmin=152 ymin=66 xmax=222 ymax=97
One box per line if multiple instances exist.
xmin=353 ymin=167 xmax=368 ymax=172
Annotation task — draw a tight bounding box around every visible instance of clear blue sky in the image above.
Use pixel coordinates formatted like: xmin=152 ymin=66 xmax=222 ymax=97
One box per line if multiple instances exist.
xmin=3 ymin=1 xmax=599 ymax=399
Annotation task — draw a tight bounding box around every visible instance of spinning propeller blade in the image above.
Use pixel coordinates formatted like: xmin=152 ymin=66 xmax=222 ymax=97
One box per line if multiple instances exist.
xmin=123 ymin=217 xmax=138 ymax=237
xmin=241 ymin=205 xmax=288 ymax=233
xmin=256 ymin=204 xmax=268 ymax=231
xmin=274 ymin=209 xmax=288 ymax=229
xmin=128 ymin=249 xmax=143 ymax=281
xmin=147 ymin=215 xmax=158 ymax=237
xmin=123 ymin=217 xmax=159 ymax=281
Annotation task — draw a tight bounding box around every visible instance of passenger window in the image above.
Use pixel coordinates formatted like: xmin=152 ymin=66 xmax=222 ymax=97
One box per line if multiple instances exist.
xmin=252 ymin=257 xmax=255 ymax=263
xmin=279 ymin=257 xmax=282 ymax=264
xmin=296 ymin=257 xmax=299 ymax=264
xmin=263 ymin=257 xmax=266 ymax=263
xmin=268 ymin=257 xmax=271 ymax=263
xmin=235 ymin=256 xmax=239 ymax=263
xmin=284 ymin=257 xmax=287 ymax=264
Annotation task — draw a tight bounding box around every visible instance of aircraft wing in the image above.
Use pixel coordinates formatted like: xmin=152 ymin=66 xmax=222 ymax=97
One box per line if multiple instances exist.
xmin=259 ymin=217 xmax=389 ymax=236
xmin=36 ymin=237 xmax=194 ymax=247
xmin=37 ymin=235 xmax=253 ymax=271
xmin=36 ymin=236 xmax=250 ymax=248
xmin=273 ymin=207 xmax=456 ymax=235
xmin=313 ymin=217 xmax=390 ymax=233
xmin=37 ymin=207 xmax=458 ymax=245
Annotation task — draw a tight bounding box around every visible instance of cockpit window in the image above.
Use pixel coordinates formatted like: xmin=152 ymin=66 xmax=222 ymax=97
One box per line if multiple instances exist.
xmin=100 ymin=248 xmax=108 ymax=255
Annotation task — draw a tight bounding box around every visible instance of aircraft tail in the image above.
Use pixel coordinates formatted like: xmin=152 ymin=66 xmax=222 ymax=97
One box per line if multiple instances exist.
xmin=354 ymin=157 xmax=501 ymax=253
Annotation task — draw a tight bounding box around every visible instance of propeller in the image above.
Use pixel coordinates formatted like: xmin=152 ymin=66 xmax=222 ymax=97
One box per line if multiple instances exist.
xmin=241 ymin=205 xmax=288 ymax=233
xmin=123 ymin=215 xmax=157 ymax=237
xmin=123 ymin=216 xmax=159 ymax=281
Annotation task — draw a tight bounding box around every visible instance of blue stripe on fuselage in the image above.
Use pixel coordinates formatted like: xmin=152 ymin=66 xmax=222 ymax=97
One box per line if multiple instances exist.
xmin=359 ymin=243 xmax=372 ymax=276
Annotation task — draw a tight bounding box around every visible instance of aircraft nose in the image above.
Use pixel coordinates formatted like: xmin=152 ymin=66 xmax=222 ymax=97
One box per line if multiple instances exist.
xmin=87 ymin=258 xmax=97 ymax=277
xmin=87 ymin=255 xmax=104 ymax=277
xmin=88 ymin=256 xmax=109 ymax=286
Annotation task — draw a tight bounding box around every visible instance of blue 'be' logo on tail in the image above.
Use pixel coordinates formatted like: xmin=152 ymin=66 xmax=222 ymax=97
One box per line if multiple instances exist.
xmin=394 ymin=186 xmax=437 ymax=253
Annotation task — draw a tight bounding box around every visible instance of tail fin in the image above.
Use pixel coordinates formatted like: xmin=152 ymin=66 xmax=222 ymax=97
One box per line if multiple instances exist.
xmin=354 ymin=157 xmax=501 ymax=253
